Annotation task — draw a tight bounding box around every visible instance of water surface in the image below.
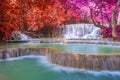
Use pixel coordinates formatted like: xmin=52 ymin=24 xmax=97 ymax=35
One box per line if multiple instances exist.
xmin=0 ymin=56 xmax=120 ymax=80
xmin=0 ymin=43 xmax=120 ymax=54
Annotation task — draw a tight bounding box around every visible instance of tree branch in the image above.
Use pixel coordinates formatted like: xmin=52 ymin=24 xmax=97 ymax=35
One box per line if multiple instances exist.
xmin=90 ymin=8 xmax=104 ymax=29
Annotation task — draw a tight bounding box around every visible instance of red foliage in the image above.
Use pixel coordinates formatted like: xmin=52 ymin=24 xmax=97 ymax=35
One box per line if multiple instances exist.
xmin=0 ymin=0 xmax=67 ymax=41
xmin=101 ymin=26 xmax=120 ymax=38
xmin=116 ymin=26 xmax=120 ymax=36
xmin=0 ymin=0 xmax=21 ymax=41
xmin=101 ymin=27 xmax=112 ymax=38
xmin=0 ymin=0 xmax=120 ymax=41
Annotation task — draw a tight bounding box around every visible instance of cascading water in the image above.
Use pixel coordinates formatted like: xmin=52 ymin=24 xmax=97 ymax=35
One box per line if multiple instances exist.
xmin=20 ymin=33 xmax=30 ymax=40
xmin=64 ymin=24 xmax=101 ymax=39
xmin=82 ymin=28 xmax=101 ymax=39
xmin=0 ymin=56 xmax=120 ymax=80
xmin=0 ymin=48 xmax=120 ymax=71
xmin=12 ymin=31 xmax=31 ymax=40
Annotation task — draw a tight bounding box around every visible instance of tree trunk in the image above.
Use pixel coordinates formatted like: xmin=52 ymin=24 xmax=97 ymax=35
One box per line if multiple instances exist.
xmin=100 ymin=0 xmax=103 ymax=26
xmin=112 ymin=0 xmax=120 ymax=39
xmin=112 ymin=11 xmax=117 ymax=39
xmin=117 ymin=12 xmax=120 ymax=25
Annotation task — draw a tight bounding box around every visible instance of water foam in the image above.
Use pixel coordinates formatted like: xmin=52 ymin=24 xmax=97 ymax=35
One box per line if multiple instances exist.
xmin=0 ymin=54 xmax=120 ymax=76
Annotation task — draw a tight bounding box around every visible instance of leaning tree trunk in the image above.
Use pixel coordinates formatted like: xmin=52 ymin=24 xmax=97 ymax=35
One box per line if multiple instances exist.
xmin=112 ymin=0 xmax=120 ymax=39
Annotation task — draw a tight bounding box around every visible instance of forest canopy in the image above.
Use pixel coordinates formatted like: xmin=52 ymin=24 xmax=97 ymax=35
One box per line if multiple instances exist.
xmin=0 ymin=0 xmax=120 ymax=41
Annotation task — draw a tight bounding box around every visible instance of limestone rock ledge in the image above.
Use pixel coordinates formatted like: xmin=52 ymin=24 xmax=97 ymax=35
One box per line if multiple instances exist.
xmin=0 ymin=48 xmax=120 ymax=71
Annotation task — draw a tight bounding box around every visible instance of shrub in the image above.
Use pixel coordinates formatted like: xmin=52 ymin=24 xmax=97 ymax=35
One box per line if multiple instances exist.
xmin=101 ymin=26 xmax=120 ymax=38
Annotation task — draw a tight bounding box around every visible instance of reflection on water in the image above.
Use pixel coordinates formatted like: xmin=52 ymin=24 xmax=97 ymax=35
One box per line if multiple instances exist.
xmin=0 ymin=43 xmax=120 ymax=54
xmin=0 ymin=56 xmax=120 ymax=80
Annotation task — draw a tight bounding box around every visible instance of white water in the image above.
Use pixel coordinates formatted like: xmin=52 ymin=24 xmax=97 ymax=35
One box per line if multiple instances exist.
xmin=64 ymin=24 xmax=101 ymax=39
xmin=0 ymin=55 xmax=46 ymax=62
xmin=20 ymin=33 xmax=31 ymax=40
xmin=0 ymin=55 xmax=120 ymax=75
xmin=12 ymin=31 xmax=31 ymax=40
xmin=0 ymin=56 xmax=119 ymax=80
xmin=82 ymin=28 xmax=101 ymax=39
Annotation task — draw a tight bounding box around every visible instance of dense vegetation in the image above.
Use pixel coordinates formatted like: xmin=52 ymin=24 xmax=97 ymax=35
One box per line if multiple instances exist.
xmin=0 ymin=0 xmax=120 ymax=41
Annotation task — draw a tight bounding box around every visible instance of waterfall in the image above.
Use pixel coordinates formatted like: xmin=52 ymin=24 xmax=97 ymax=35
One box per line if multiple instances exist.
xmin=0 ymin=48 xmax=120 ymax=71
xmin=64 ymin=24 xmax=101 ymax=39
xmin=20 ymin=33 xmax=30 ymax=40
xmin=82 ymin=28 xmax=101 ymax=39
xmin=0 ymin=48 xmax=48 ymax=59
xmin=12 ymin=31 xmax=31 ymax=40
xmin=47 ymin=52 xmax=120 ymax=71
xmin=19 ymin=33 xmax=32 ymax=40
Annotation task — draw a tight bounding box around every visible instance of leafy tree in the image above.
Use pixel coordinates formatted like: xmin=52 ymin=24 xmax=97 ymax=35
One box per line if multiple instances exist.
xmin=1 ymin=0 xmax=120 ymax=41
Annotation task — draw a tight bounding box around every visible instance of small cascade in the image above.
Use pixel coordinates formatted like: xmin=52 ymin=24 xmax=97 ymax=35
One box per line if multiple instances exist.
xmin=82 ymin=28 xmax=101 ymax=39
xmin=20 ymin=33 xmax=30 ymax=40
xmin=64 ymin=24 xmax=101 ymax=39
xmin=0 ymin=48 xmax=49 ymax=59
xmin=47 ymin=52 xmax=120 ymax=71
xmin=12 ymin=31 xmax=31 ymax=40
xmin=0 ymin=48 xmax=120 ymax=71
xmin=6 ymin=53 xmax=10 ymax=58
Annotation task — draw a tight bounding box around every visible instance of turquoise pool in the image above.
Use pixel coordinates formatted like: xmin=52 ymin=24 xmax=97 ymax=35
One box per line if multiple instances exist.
xmin=0 ymin=43 xmax=120 ymax=54
xmin=0 ymin=56 xmax=120 ymax=80
xmin=0 ymin=43 xmax=120 ymax=80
